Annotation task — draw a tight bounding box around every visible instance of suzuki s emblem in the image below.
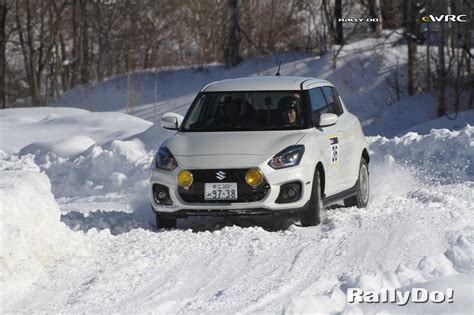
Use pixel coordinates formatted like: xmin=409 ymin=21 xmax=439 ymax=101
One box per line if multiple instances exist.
xmin=216 ymin=171 xmax=226 ymax=180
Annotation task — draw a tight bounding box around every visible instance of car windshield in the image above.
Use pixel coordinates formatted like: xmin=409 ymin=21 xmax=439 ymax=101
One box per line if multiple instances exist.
xmin=182 ymin=91 xmax=307 ymax=131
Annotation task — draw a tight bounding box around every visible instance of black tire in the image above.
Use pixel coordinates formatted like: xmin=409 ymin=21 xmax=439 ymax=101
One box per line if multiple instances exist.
xmin=344 ymin=158 xmax=369 ymax=208
xmin=155 ymin=213 xmax=177 ymax=229
xmin=300 ymin=169 xmax=322 ymax=226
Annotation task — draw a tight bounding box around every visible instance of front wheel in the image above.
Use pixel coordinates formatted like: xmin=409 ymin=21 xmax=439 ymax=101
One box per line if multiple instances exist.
xmin=344 ymin=159 xmax=369 ymax=208
xmin=300 ymin=169 xmax=322 ymax=226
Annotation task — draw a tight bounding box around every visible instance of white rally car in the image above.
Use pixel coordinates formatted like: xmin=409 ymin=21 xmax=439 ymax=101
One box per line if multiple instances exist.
xmin=150 ymin=76 xmax=369 ymax=228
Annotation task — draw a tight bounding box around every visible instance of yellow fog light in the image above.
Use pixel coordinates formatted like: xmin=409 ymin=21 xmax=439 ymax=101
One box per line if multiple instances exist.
xmin=177 ymin=170 xmax=193 ymax=189
xmin=245 ymin=169 xmax=263 ymax=187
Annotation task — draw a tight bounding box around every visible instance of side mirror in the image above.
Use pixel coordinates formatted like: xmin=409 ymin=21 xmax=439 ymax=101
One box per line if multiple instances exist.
xmin=319 ymin=113 xmax=338 ymax=127
xmin=161 ymin=112 xmax=184 ymax=130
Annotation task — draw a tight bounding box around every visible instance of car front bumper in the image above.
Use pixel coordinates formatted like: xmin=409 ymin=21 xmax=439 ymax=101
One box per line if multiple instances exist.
xmin=149 ymin=162 xmax=314 ymax=217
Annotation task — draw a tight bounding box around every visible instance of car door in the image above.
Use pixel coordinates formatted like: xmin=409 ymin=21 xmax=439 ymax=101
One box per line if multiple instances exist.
xmin=308 ymin=86 xmax=353 ymax=196
xmin=321 ymin=86 xmax=358 ymax=191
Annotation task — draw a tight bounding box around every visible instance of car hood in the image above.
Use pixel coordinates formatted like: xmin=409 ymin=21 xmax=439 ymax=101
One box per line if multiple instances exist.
xmin=163 ymin=130 xmax=305 ymax=156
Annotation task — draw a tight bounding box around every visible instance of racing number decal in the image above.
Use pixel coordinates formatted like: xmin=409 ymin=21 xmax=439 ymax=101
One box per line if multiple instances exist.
xmin=329 ymin=136 xmax=339 ymax=164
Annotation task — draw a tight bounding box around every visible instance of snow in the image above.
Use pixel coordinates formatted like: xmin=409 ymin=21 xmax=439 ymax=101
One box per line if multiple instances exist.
xmin=19 ymin=138 xmax=154 ymax=198
xmin=0 ymin=171 xmax=82 ymax=303
xmin=285 ymin=231 xmax=474 ymax=315
xmin=368 ymin=125 xmax=474 ymax=184
xmin=362 ymin=93 xmax=438 ymax=137
xmin=0 ymin=107 xmax=151 ymax=154
xmin=407 ymin=109 xmax=474 ymax=135
xmin=1 ymin=33 xmax=473 ymax=313
xmin=1 ymin=118 xmax=472 ymax=312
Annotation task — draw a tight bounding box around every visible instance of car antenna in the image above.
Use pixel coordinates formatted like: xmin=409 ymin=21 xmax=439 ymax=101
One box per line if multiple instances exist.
xmin=275 ymin=61 xmax=282 ymax=76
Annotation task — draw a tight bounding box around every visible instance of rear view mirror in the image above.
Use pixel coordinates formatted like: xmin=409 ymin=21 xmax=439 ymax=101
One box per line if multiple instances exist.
xmin=319 ymin=113 xmax=338 ymax=127
xmin=161 ymin=112 xmax=184 ymax=130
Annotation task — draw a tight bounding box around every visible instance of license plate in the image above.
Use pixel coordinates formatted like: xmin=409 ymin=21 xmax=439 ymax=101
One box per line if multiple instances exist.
xmin=204 ymin=183 xmax=238 ymax=200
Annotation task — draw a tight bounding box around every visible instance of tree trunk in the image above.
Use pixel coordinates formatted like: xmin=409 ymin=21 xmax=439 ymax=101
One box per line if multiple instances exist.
xmin=26 ymin=1 xmax=40 ymax=105
xmin=405 ymin=0 xmax=421 ymax=96
xmin=79 ymin=0 xmax=89 ymax=84
xmin=425 ymin=22 xmax=430 ymax=91
xmin=14 ymin=0 xmax=65 ymax=106
xmin=437 ymin=17 xmax=446 ymax=117
xmin=368 ymin=0 xmax=383 ymax=37
xmin=97 ymin=34 xmax=103 ymax=81
xmin=320 ymin=4 xmax=327 ymax=54
xmin=0 ymin=1 xmax=7 ymax=108
xmin=407 ymin=38 xmax=420 ymax=95
xmin=465 ymin=4 xmax=472 ymax=109
xmin=70 ymin=0 xmax=79 ymax=88
xmin=225 ymin=0 xmax=242 ymax=67
xmin=59 ymin=30 xmax=70 ymax=91
xmin=334 ymin=0 xmax=343 ymax=45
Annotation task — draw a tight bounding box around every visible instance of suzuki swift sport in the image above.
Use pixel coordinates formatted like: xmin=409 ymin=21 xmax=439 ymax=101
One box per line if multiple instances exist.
xmin=150 ymin=76 xmax=369 ymax=228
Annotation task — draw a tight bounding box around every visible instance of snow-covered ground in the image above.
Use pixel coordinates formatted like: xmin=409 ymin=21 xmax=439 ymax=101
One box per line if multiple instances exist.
xmin=1 ymin=33 xmax=473 ymax=313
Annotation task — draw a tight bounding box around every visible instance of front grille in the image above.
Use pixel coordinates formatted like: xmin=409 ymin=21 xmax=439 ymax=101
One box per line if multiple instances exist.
xmin=178 ymin=169 xmax=269 ymax=203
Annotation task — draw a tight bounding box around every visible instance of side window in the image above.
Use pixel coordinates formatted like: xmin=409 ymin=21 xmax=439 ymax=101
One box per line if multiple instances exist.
xmin=332 ymin=87 xmax=344 ymax=115
xmin=322 ymin=87 xmax=343 ymax=116
xmin=309 ymin=87 xmax=328 ymax=125
xmin=309 ymin=88 xmax=327 ymax=112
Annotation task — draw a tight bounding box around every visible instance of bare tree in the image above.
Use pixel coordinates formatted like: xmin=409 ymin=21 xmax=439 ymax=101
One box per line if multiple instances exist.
xmin=92 ymin=0 xmax=124 ymax=81
xmin=447 ymin=0 xmax=472 ymax=114
xmin=334 ymin=0 xmax=343 ymax=44
xmin=11 ymin=0 xmax=470 ymax=110
xmin=425 ymin=21 xmax=431 ymax=91
xmin=0 ymin=0 xmax=7 ymax=108
xmin=225 ymin=0 xmax=242 ymax=67
xmin=368 ymin=0 xmax=383 ymax=36
xmin=322 ymin=0 xmax=337 ymax=46
xmin=79 ymin=0 xmax=89 ymax=84
xmin=15 ymin=0 xmax=67 ymax=105
xmin=436 ymin=11 xmax=446 ymax=117
xmin=404 ymin=0 xmax=421 ymax=96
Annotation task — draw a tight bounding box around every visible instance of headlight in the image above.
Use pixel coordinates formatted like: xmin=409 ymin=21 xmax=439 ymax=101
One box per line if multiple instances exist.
xmin=268 ymin=145 xmax=305 ymax=169
xmin=155 ymin=147 xmax=178 ymax=171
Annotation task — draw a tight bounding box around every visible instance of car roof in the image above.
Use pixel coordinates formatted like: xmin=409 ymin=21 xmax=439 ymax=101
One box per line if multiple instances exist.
xmin=201 ymin=76 xmax=333 ymax=92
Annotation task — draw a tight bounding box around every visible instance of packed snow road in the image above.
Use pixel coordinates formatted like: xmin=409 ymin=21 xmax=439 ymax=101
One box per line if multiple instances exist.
xmin=2 ymin=160 xmax=472 ymax=313
xmin=1 ymin=109 xmax=473 ymax=313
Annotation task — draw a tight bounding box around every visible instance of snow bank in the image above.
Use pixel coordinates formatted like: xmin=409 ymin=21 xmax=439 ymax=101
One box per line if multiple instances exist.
xmin=0 ymin=150 xmax=39 ymax=172
xmin=19 ymin=138 xmax=154 ymax=198
xmin=20 ymin=135 xmax=96 ymax=158
xmin=407 ymin=109 xmax=474 ymax=135
xmin=368 ymin=125 xmax=474 ymax=183
xmin=7 ymin=119 xmax=472 ymax=208
xmin=362 ymin=93 xmax=437 ymax=137
xmin=0 ymin=107 xmax=151 ymax=154
xmin=283 ymin=126 xmax=474 ymax=314
xmin=284 ymin=232 xmax=474 ymax=314
xmin=0 ymin=107 xmax=161 ymax=199
xmin=0 ymin=171 xmax=81 ymax=297
xmin=126 ymin=122 xmax=174 ymax=151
